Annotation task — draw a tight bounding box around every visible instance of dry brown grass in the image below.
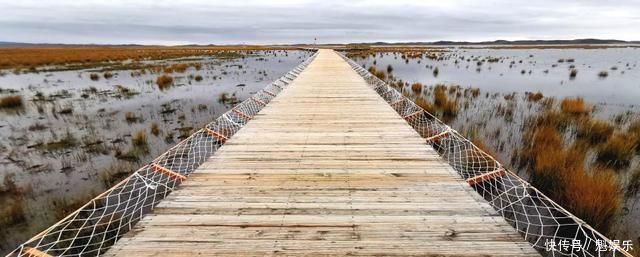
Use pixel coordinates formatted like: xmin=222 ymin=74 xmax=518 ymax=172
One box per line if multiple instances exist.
xmin=124 ymin=112 xmax=140 ymax=123
xmin=0 ymin=95 xmax=22 ymax=109
xmin=562 ymin=167 xmax=620 ymax=234
xmin=0 ymin=46 xmax=289 ymax=70
xmin=410 ymin=83 xmax=423 ymax=93
xmin=414 ymin=97 xmax=435 ymax=114
xmin=596 ymin=133 xmax=636 ymax=168
xmin=560 ymin=97 xmax=590 ymax=115
xmin=569 ymin=69 xmax=578 ymax=78
xmin=150 ymin=122 xmax=160 ymax=136
xmin=132 ymin=130 xmax=148 ymax=147
xmin=519 ymin=107 xmax=624 ymax=235
xmin=576 ymin=119 xmax=614 ymax=145
xmin=433 ymin=85 xmax=448 ymax=107
xmin=156 ymin=74 xmax=174 ymax=90
xmin=598 ymin=71 xmax=609 ymax=78
xmin=0 ymin=199 xmax=26 ymax=227
xmin=526 ymin=92 xmax=544 ymax=102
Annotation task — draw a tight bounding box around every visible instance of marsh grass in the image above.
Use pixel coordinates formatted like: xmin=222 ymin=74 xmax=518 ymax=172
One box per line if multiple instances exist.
xmin=596 ymin=133 xmax=635 ymax=169
xmin=598 ymin=71 xmax=609 ymax=78
xmin=576 ymin=119 xmax=614 ymax=145
xmin=410 ymin=83 xmax=423 ymax=93
xmin=132 ymin=130 xmax=148 ymax=148
xmin=156 ymin=74 xmax=174 ymax=90
xmin=562 ymin=167 xmax=620 ymax=234
xmin=124 ymin=112 xmax=141 ymax=123
xmin=569 ymin=69 xmax=578 ymax=79
xmin=526 ymin=92 xmax=544 ymax=102
xmin=0 ymin=199 xmax=26 ymax=227
xmin=414 ymin=97 xmax=435 ymax=114
xmin=150 ymin=123 xmax=160 ymax=136
xmin=0 ymin=95 xmax=23 ymax=109
xmin=36 ymin=132 xmax=77 ymax=152
xmin=0 ymin=46 xmax=262 ymax=70
xmin=560 ymin=97 xmax=590 ymax=115
xmin=103 ymin=72 xmax=114 ymax=79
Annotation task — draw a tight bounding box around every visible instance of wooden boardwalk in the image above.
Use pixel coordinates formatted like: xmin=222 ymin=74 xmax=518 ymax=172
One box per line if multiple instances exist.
xmin=105 ymin=50 xmax=539 ymax=256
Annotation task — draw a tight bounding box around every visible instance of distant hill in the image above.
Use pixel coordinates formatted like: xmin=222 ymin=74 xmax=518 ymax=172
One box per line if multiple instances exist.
xmin=1 ymin=39 xmax=638 ymax=48
xmin=351 ymin=38 xmax=639 ymax=46
xmin=0 ymin=41 xmax=148 ymax=48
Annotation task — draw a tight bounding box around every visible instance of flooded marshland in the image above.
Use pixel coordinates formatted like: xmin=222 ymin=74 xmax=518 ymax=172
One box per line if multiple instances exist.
xmin=0 ymin=49 xmax=311 ymax=254
xmin=347 ymin=46 xmax=640 ymax=251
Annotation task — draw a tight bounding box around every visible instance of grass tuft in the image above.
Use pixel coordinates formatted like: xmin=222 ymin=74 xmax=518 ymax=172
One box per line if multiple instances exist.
xmin=0 ymin=95 xmax=23 ymax=109
xmin=410 ymin=83 xmax=423 ymax=93
xmin=576 ymin=119 xmax=614 ymax=145
xmin=560 ymin=97 xmax=590 ymax=115
xmin=150 ymin=123 xmax=160 ymax=136
xmin=156 ymin=74 xmax=174 ymax=90
xmin=596 ymin=133 xmax=635 ymax=169
xmin=562 ymin=167 xmax=620 ymax=234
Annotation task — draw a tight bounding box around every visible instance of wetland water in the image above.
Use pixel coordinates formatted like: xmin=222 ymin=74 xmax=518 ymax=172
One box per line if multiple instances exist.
xmin=0 ymin=50 xmax=311 ymax=254
xmin=349 ymin=46 xmax=640 ymax=247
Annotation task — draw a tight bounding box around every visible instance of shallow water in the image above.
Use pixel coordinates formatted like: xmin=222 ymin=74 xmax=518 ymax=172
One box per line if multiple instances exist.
xmin=0 ymin=50 xmax=310 ymax=254
xmin=355 ymin=47 xmax=640 ymax=106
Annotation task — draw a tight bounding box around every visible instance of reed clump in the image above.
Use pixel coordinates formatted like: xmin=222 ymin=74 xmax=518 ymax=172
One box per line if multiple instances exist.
xmin=414 ymin=97 xmax=435 ymax=114
xmin=367 ymin=66 xmax=387 ymax=80
xmin=562 ymin=167 xmax=620 ymax=234
xmin=150 ymin=123 xmax=160 ymax=136
xmin=124 ymin=112 xmax=140 ymax=123
xmin=569 ymin=69 xmax=578 ymax=78
xmin=411 ymin=83 xmax=423 ymax=93
xmin=156 ymin=74 xmax=174 ymax=90
xmin=596 ymin=133 xmax=635 ymax=168
xmin=0 ymin=95 xmax=23 ymax=109
xmin=560 ymin=97 xmax=590 ymax=115
xmin=598 ymin=71 xmax=609 ymax=78
xmin=526 ymin=92 xmax=544 ymax=102
xmin=576 ymin=119 xmax=614 ymax=145
xmin=132 ymin=130 xmax=148 ymax=147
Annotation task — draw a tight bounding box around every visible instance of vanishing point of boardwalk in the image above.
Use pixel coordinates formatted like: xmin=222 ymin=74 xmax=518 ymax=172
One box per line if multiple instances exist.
xmin=104 ymin=50 xmax=539 ymax=256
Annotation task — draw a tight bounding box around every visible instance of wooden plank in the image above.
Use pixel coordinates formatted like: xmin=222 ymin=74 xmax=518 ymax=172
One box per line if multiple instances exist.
xmin=105 ymin=49 xmax=539 ymax=257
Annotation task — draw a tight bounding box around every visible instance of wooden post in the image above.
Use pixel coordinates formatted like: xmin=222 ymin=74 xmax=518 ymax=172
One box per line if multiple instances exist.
xmin=232 ymin=109 xmax=252 ymax=120
xmin=263 ymin=90 xmax=276 ymax=97
xmin=251 ymin=97 xmax=267 ymax=106
xmin=203 ymin=128 xmax=228 ymax=143
xmin=466 ymin=169 xmax=505 ymax=186
xmin=21 ymin=247 xmax=52 ymax=257
xmin=150 ymin=163 xmax=187 ymax=182
xmin=403 ymin=111 xmax=422 ymax=120
xmin=425 ymin=130 xmax=450 ymax=143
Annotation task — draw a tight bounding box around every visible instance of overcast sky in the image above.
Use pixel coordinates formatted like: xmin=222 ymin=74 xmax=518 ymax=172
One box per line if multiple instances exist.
xmin=0 ymin=0 xmax=639 ymax=45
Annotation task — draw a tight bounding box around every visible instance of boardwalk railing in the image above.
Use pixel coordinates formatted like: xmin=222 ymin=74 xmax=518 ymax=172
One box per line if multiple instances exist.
xmin=8 ymin=51 xmax=318 ymax=257
xmin=336 ymin=51 xmax=632 ymax=257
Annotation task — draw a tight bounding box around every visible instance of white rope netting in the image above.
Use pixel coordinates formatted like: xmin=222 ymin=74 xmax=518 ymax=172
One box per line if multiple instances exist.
xmin=8 ymin=52 xmax=318 ymax=257
xmin=336 ymin=51 xmax=633 ymax=257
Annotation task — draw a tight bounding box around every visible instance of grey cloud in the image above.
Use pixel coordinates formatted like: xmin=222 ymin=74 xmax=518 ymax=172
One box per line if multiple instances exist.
xmin=0 ymin=0 xmax=638 ymax=44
